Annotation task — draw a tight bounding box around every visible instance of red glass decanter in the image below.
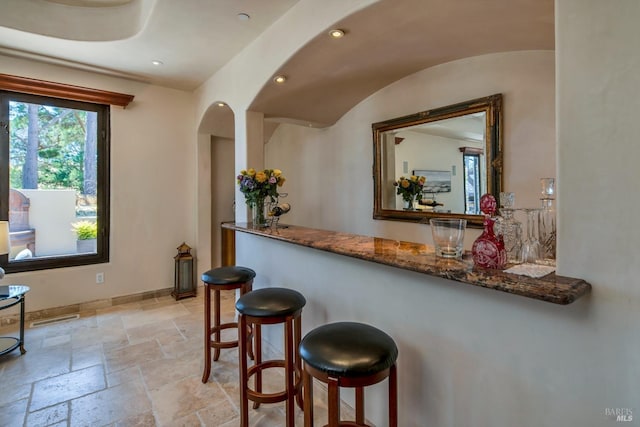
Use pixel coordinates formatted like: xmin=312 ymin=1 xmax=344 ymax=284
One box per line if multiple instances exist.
xmin=472 ymin=194 xmax=507 ymax=269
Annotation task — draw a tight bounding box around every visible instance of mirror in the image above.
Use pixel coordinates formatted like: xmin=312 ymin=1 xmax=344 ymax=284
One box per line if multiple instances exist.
xmin=372 ymin=94 xmax=503 ymax=227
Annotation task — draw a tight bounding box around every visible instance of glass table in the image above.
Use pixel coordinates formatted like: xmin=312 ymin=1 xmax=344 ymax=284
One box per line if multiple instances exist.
xmin=0 ymin=285 xmax=30 ymax=356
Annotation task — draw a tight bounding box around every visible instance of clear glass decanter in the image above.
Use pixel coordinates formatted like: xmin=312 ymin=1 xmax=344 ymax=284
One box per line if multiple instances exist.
xmin=495 ymin=192 xmax=523 ymax=264
xmin=539 ymin=178 xmax=556 ymax=262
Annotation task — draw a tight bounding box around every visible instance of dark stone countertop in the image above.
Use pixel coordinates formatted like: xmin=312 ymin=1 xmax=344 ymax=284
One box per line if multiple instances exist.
xmin=224 ymin=222 xmax=591 ymax=305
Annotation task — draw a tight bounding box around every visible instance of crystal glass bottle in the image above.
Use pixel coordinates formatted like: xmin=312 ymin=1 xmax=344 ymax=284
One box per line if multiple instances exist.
xmin=520 ymin=208 xmax=542 ymax=263
xmin=472 ymin=194 xmax=507 ymax=269
xmin=539 ymin=178 xmax=556 ymax=261
xmin=495 ymin=192 xmax=523 ymax=264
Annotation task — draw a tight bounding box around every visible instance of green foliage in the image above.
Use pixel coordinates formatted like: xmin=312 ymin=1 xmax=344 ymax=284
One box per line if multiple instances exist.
xmin=71 ymin=220 xmax=97 ymax=240
xmin=8 ymin=101 xmax=90 ymax=192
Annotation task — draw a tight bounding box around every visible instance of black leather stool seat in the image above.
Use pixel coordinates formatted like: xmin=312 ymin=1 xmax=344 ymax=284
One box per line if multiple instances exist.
xmin=299 ymin=322 xmax=398 ymax=426
xmin=202 ymin=266 xmax=256 ymax=285
xmin=300 ymin=322 xmax=398 ymax=378
xmin=236 ymin=287 xmax=306 ymax=317
xmin=236 ymin=287 xmax=306 ymax=427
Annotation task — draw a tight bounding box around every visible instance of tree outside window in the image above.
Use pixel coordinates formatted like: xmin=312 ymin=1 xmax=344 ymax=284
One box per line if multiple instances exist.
xmin=0 ymin=91 xmax=110 ymax=272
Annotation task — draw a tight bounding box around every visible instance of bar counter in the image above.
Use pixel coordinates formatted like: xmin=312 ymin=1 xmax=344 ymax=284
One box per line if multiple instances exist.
xmin=223 ymin=222 xmax=591 ymax=305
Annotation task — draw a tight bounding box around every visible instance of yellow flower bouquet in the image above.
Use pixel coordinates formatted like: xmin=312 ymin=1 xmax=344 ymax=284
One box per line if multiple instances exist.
xmin=394 ymin=175 xmax=426 ymax=206
xmin=237 ymin=168 xmax=286 ymax=225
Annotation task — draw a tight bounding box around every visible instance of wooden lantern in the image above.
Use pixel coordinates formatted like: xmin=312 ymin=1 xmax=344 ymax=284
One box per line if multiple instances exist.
xmin=172 ymin=242 xmax=196 ymax=300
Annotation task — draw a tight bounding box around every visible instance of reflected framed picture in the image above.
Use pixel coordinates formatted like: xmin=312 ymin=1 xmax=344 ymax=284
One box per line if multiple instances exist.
xmin=413 ymin=170 xmax=451 ymax=193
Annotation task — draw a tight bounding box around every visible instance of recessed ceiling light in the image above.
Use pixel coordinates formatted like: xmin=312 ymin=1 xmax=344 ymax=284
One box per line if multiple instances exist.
xmin=217 ymin=102 xmax=226 ymax=107
xmin=237 ymin=13 xmax=250 ymax=21
xmin=151 ymin=60 xmax=163 ymax=66
xmin=329 ymin=29 xmax=345 ymax=38
xmin=273 ymin=75 xmax=287 ymax=84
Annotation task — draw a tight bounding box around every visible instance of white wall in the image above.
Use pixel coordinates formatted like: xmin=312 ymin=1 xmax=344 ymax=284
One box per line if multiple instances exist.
xmin=2 ymin=56 xmax=196 ymax=312
xmin=266 ymin=50 xmax=556 ymax=246
xmin=557 ymin=0 xmax=640 ymax=420
xmin=20 ymin=189 xmax=77 ymax=256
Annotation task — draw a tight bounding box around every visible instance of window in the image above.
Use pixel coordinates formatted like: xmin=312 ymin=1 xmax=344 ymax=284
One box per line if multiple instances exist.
xmin=463 ymin=153 xmax=481 ymax=215
xmin=0 ymin=91 xmax=110 ymax=272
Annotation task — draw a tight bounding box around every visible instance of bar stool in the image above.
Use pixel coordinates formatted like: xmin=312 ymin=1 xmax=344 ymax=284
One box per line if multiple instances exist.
xmin=201 ymin=266 xmax=255 ymax=383
xmin=299 ymin=322 xmax=398 ymax=427
xmin=236 ymin=287 xmax=306 ymax=427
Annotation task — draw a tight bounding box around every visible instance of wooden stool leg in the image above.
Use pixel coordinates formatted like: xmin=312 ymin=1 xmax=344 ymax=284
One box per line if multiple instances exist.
xmin=213 ymin=288 xmax=221 ymax=361
xmin=327 ymin=377 xmax=340 ymax=427
xmin=303 ymin=366 xmax=314 ymax=427
xmin=201 ymin=285 xmax=211 ymax=383
xmin=294 ymin=315 xmax=303 ymax=409
xmin=241 ymin=283 xmax=255 ymax=361
xmin=238 ymin=313 xmax=250 ymax=427
xmin=252 ymin=323 xmax=262 ymax=410
xmin=355 ymin=387 xmax=365 ymax=425
xmin=389 ymin=364 xmax=398 ymax=427
xmin=284 ymin=319 xmax=295 ymax=427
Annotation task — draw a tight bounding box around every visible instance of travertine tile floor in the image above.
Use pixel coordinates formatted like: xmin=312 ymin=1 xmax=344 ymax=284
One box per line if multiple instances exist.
xmin=0 ymin=290 xmax=354 ymax=426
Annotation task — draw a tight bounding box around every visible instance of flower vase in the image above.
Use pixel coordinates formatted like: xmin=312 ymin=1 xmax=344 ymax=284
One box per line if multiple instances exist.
xmin=403 ymin=198 xmax=414 ymax=210
xmin=472 ymin=194 xmax=507 ymax=269
xmin=251 ymin=197 xmax=267 ymax=228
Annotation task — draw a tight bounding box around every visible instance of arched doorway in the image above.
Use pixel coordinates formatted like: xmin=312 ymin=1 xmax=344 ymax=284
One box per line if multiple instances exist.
xmin=198 ymin=101 xmax=235 ymax=268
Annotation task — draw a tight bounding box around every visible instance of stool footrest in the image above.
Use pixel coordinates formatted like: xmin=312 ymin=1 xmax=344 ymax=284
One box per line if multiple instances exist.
xmin=245 ymin=360 xmax=302 ymax=405
xmin=208 ymin=322 xmax=239 ymax=349
xmin=327 ymin=422 xmax=372 ymax=427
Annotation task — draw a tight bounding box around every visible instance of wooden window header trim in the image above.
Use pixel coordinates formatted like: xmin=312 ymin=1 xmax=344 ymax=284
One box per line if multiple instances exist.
xmin=459 ymin=146 xmax=484 ymax=155
xmin=0 ymin=73 xmax=134 ymax=108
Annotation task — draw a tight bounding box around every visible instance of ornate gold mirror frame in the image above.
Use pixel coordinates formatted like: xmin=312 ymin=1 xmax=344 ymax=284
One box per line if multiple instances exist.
xmin=372 ymin=94 xmax=503 ymax=228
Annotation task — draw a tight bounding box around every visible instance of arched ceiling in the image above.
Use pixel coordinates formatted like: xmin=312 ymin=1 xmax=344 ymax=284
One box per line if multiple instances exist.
xmin=250 ymin=0 xmax=554 ymax=128
xmin=0 ymin=0 xmax=553 ymax=138
xmin=0 ymin=0 xmax=300 ymax=88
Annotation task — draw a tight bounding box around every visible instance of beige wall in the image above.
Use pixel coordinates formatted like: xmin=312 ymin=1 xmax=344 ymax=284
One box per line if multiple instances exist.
xmin=210 ymin=136 xmax=235 ymax=267
xmin=557 ymin=0 xmax=640 ymax=416
xmin=265 ymin=50 xmax=555 ymax=246
xmin=1 ymin=56 xmax=196 ymax=312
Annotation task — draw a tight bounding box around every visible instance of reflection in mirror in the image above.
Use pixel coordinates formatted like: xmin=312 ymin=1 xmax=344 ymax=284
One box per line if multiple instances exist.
xmin=373 ymin=94 xmax=502 ymax=227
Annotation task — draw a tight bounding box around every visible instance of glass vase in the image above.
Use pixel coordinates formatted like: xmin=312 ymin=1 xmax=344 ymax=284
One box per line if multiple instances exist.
xmin=538 ymin=178 xmax=556 ymax=262
xmin=520 ymin=208 xmax=541 ymax=263
xmin=251 ymin=197 xmax=267 ymax=228
xmin=403 ymin=198 xmax=414 ymax=210
xmin=539 ymin=198 xmax=556 ymax=261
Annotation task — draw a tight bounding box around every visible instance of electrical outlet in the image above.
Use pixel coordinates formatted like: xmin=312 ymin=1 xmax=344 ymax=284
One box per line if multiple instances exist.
xmin=96 ymin=272 xmax=104 ymax=284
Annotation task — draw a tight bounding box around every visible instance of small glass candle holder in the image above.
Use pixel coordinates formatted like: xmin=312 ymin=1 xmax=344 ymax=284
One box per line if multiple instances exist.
xmin=540 ymin=178 xmax=555 ymax=197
